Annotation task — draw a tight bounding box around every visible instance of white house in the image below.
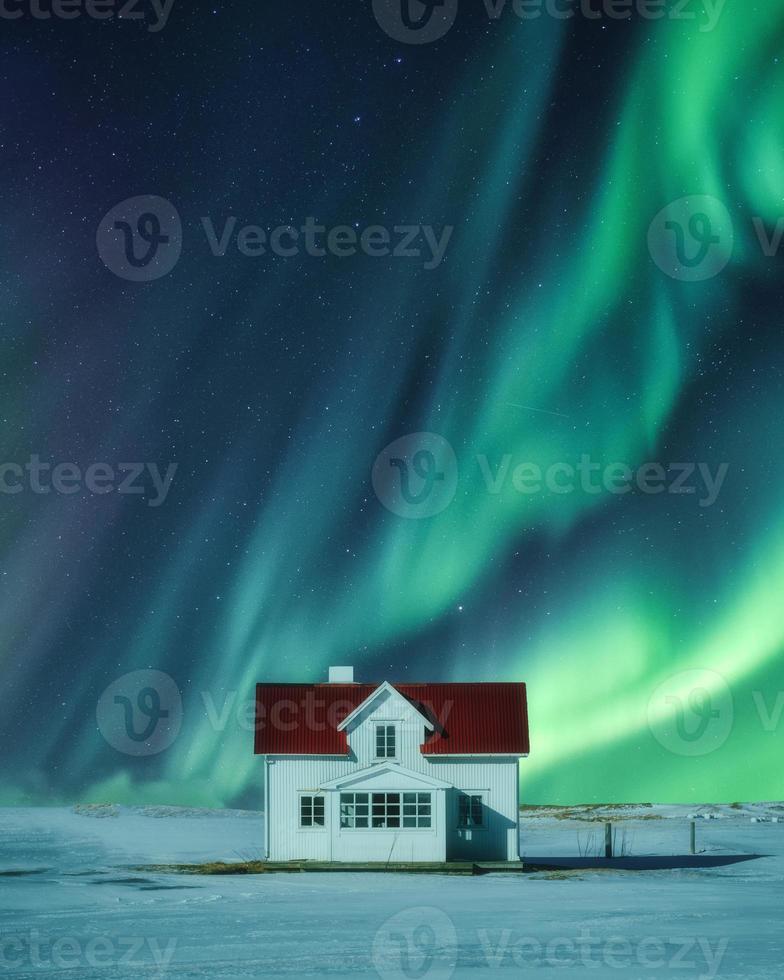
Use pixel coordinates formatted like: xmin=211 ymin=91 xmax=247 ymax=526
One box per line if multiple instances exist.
xmin=254 ymin=667 xmax=530 ymax=863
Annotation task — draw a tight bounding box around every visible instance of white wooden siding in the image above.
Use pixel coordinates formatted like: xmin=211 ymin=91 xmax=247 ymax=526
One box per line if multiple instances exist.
xmin=266 ymin=753 xmax=520 ymax=861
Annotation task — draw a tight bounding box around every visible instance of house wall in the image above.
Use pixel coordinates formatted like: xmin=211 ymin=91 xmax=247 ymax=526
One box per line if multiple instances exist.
xmin=265 ymin=753 xmax=520 ymax=862
xmin=427 ymin=759 xmax=520 ymax=862
xmin=265 ymin=756 xmax=340 ymax=862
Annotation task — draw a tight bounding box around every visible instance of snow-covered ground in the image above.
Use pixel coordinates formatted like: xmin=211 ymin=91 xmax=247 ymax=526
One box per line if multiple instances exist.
xmin=1 ymin=803 xmax=782 ymax=978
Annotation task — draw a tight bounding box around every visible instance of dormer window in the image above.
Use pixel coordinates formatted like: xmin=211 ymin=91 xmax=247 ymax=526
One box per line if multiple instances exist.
xmin=375 ymin=723 xmax=396 ymax=759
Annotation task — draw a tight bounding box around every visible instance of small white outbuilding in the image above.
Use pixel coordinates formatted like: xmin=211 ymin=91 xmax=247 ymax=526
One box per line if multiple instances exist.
xmin=254 ymin=667 xmax=530 ymax=863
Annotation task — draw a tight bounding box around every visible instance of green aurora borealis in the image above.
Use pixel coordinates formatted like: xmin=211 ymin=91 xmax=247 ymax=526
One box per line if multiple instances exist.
xmin=2 ymin=1 xmax=784 ymax=806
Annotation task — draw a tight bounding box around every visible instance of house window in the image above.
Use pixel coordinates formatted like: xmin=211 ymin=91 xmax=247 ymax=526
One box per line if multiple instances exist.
xmin=375 ymin=724 xmax=396 ymax=758
xmin=340 ymin=792 xmax=370 ymax=828
xmin=457 ymin=794 xmax=484 ymax=828
xmin=300 ymin=795 xmax=325 ymax=827
xmin=402 ymin=792 xmax=432 ymax=828
xmin=340 ymin=792 xmax=431 ymax=829
xmin=371 ymin=792 xmax=400 ymax=828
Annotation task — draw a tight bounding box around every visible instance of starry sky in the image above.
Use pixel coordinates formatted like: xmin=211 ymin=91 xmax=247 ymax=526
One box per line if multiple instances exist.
xmin=2 ymin=1 xmax=784 ymax=808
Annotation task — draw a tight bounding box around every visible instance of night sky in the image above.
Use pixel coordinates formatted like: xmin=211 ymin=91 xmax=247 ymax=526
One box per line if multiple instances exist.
xmin=2 ymin=1 xmax=784 ymax=808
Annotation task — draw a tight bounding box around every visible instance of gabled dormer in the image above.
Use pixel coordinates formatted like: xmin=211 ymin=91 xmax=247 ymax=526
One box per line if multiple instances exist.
xmin=337 ymin=681 xmax=435 ymax=766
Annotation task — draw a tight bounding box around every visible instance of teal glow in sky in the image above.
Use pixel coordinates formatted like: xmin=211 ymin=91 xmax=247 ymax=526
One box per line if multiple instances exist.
xmin=1 ymin=1 xmax=783 ymax=807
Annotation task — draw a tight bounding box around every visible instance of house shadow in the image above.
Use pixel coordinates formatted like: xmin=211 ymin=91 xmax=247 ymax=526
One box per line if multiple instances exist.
xmin=522 ymin=854 xmax=767 ymax=871
xmin=446 ymin=791 xmax=518 ymax=863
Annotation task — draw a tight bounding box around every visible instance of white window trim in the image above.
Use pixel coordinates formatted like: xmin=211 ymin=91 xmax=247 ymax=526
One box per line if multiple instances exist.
xmin=298 ymin=792 xmax=327 ymax=832
xmin=338 ymin=790 xmax=435 ymax=832
xmin=374 ymin=722 xmax=399 ymax=760
xmin=456 ymin=791 xmax=489 ymax=831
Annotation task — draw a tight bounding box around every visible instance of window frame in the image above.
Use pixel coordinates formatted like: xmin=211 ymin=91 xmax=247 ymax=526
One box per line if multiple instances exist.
xmin=340 ymin=790 xmax=432 ymax=831
xmin=401 ymin=791 xmax=432 ymax=829
xmin=374 ymin=723 xmax=397 ymax=759
xmin=340 ymin=791 xmax=370 ymax=829
xmin=457 ymin=792 xmax=486 ymax=830
xmin=299 ymin=793 xmax=326 ymax=830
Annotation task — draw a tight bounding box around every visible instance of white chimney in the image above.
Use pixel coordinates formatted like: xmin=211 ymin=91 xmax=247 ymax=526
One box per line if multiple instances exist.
xmin=328 ymin=666 xmax=354 ymax=683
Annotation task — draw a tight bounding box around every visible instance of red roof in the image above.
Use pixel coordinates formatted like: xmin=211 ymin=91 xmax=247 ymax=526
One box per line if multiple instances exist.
xmin=254 ymin=682 xmax=529 ymax=756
